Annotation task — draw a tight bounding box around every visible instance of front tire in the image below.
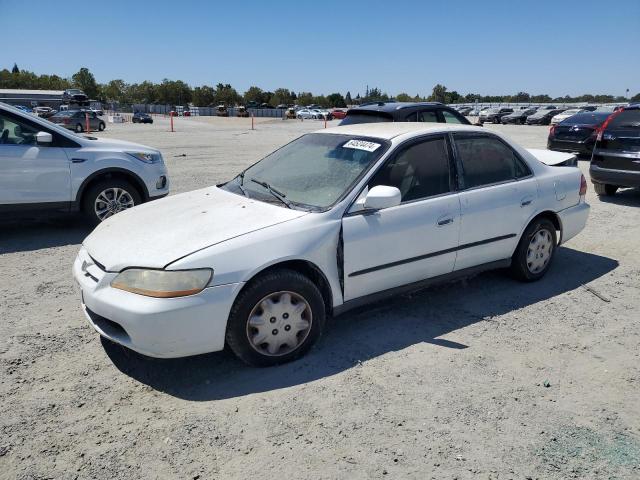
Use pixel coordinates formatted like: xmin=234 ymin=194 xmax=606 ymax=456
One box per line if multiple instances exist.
xmin=225 ymin=269 xmax=326 ymax=367
xmin=594 ymin=183 xmax=618 ymax=196
xmin=82 ymin=178 xmax=142 ymax=225
xmin=98 ymin=122 xmax=105 ymax=131
xmin=75 ymin=123 xmax=83 ymax=133
xmin=510 ymin=218 xmax=557 ymax=282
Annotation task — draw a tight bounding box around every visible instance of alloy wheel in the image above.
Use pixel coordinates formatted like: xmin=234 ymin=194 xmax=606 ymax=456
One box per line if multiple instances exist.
xmin=94 ymin=187 xmax=135 ymax=221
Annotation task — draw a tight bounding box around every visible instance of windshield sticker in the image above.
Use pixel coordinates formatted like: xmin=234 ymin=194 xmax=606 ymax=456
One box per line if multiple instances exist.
xmin=343 ymin=139 xmax=381 ymax=152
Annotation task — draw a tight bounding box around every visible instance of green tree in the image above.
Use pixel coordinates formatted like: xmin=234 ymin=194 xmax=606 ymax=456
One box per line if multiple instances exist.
xmin=192 ymin=85 xmax=216 ymax=106
xmin=345 ymin=91 xmax=352 ymax=105
xmin=631 ymin=92 xmax=640 ymax=102
xmin=297 ymin=92 xmax=314 ymax=106
xmin=102 ymin=79 xmax=127 ymax=103
xmin=428 ymin=84 xmax=447 ymax=103
xmin=326 ymin=92 xmax=346 ymax=107
xmin=71 ymin=67 xmax=99 ymax=99
xmin=243 ymin=86 xmax=265 ymax=105
xmin=214 ymin=83 xmax=241 ymax=106
xmin=11 ymin=63 xmax=19 ymax=74
xmin=270 ymin=88 xmax=295 ymax=106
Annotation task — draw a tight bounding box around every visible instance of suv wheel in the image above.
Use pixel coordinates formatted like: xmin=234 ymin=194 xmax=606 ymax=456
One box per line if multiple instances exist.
xmin=594 ymin=183 xmax=618 ymax=196
xmin=225 ymin=269 xmax=326 ymax=367
xmin=510 ymin=218 xmax=557 ymax=282
xmin=98 ymin=122 xmax=105 ymax=131
xmin=82 ymin=179 xmax=142 ymax=225
xmin=75 ymin=123 xmax=83 ymax=133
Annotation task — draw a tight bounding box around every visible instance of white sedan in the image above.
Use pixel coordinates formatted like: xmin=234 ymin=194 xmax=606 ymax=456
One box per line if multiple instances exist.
xmin=296 ymin=108 xmax=327 ymax=119
xmin=550 ymin=108 xmax=584 ymax=125
xmin=74 ymin=123 xmax=590 ymax=366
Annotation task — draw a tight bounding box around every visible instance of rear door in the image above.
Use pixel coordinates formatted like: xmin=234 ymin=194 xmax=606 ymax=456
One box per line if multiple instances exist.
xmin=342 ymin=134 xmax=461 ymax=300
xmin=593 ymin=108 xmax=640 ymax=171
xmin=452 ymin=133 xmax=538 ymax=271
xmin=0 ymin=110 xmax=72 ymax=208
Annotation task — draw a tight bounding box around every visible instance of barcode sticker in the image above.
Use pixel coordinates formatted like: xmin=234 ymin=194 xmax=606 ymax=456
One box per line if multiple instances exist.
xmin=343 ymin=139 xmax=381 ymax=152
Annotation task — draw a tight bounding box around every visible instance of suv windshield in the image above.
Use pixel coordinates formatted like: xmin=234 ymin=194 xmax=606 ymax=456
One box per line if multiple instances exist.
xmin=222 ymin=133 xmax=389 ymax=210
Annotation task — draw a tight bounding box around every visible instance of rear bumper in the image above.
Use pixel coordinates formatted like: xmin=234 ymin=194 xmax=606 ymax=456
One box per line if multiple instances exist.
xmin=590 ymin=164 xmax=640 ymax=188
xmin=558 ymin=201 xmax=590 ymax=245
xmin=548 ymin=139 xmax=594 ymax=155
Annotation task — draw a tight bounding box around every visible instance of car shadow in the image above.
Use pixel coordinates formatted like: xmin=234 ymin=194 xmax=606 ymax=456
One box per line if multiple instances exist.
xmin=596 ymin=188 xmax=640 ymax=207
xmin=104 ymin=246 xmax=618 ymax=401
xmin=0 ymin=214 xmax=91 ymax=254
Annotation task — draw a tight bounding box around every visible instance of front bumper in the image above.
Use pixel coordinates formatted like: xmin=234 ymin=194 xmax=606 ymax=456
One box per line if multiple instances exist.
xmin=590 ymin=164 xmax=640 ymax=188
xmin=73 ymin=247 xmax=243 ymax=358
xmin=557 ymin=201 xmax=590 ymax=245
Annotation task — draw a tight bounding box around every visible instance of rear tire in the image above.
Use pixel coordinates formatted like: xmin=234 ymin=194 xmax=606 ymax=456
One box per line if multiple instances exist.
xmin=510 ymin=218 xmax=557 ymax=282
xmin=75 ymin=123 xmax=83 ymax=133
xmin=594 ymin=183 xmax=618 ymax=196
xmin=98 ymin=122 xmax=105 ymax=131
xmin=225 ymin=269 xmax=326 ymax=367
xmin=82 ymin=178 xmax=142 ymax=226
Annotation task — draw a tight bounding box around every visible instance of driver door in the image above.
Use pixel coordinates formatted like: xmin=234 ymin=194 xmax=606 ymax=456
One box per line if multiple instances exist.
xmin=0 ymin=111 xmax=72 ymax=207
xmin=342 ymin=135 xmax=461 ymax=301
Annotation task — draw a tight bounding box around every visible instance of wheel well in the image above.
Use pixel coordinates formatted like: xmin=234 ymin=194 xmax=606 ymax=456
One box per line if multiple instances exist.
xmin=531 ymin=210 xmax=562 ymax=242
xmin=245 ymin=260 xmax=334 ymax=316
xmin=77 ymin=170 xmax=149 ymax=206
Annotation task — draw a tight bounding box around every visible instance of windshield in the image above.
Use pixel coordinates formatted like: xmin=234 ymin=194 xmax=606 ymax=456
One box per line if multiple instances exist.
xmin=222 ymin=133 xmax=389 ymax=210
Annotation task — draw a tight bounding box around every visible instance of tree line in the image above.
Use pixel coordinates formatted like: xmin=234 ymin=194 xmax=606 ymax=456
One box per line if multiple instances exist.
xmin=2 ymin=65 xmax=638 ymax=107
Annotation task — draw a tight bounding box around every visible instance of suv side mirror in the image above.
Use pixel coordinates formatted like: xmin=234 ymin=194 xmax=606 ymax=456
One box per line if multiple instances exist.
xmin=364 ymin=185 xmax=401 ymax=210
xmin=36 ymin=131 xmax=52 ymax=144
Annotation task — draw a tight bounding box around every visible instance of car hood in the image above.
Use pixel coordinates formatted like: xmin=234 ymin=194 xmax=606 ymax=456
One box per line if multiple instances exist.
xmin=83 ymin=186 xmax=308 ymax=271
xmin=78 ymin=136 xmax=159 ymax=153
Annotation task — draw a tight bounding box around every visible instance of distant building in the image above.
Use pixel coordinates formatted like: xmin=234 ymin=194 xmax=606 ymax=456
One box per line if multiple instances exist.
xmin=0 ymin=88 xmax=64 ymax=108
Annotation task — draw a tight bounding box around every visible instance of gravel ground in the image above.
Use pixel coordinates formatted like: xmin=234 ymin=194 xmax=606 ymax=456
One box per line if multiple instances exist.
xmin=1 ymin=116 xmax=639 ymax=480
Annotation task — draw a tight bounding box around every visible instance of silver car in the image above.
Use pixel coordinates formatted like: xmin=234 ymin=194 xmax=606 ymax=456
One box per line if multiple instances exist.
xmin=49 ymin=110 xmax=106 ymax=132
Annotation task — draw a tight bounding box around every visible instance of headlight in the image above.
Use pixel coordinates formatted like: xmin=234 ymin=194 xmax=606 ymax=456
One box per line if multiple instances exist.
xmin=127 ymin=151 xmax=162 ymax=164
xmin=111 ymin=268 xmax=212 ymax=298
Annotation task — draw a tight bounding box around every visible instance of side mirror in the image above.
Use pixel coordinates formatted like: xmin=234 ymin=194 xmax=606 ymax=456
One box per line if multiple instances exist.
xmin=36 ymin=131 xmax=53 ymax=144
xmin=364 ymin=185 xmax=401 ymax=210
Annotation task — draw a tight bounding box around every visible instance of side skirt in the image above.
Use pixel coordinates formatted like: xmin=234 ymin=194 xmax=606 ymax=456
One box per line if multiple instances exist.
xmin=332 ymin=259 xmax=512 ymax=317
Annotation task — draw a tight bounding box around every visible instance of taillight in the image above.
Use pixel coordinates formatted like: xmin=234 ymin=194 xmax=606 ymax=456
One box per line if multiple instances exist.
xmin=63 ymin=118 xmax=70 ymax=124
xmin=549 ymin=125 xmax=556 ymax=137
xmin=597 ymin=109 xmax=624 ymax=141
xmin=579 ymin=174 xmax=587 ymax=196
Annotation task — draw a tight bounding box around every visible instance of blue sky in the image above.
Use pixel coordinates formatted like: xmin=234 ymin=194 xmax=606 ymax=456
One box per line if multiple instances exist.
xmin=1 ymin=0 xmax=638 ymax=97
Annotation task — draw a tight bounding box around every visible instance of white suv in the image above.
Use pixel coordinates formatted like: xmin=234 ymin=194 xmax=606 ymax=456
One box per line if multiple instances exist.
xmin=0 ymin=102 xmax=169 ymax=224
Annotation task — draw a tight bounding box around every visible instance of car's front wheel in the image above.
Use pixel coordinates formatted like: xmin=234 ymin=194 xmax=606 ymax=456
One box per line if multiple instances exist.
xmin=75 ymin=123 xmax=83 ymax=133
xmin=98 ymin=122 xmax=105 ymax=131
xmin=594 ymin=183 xmax=618 ymax=196
xmin=226 ymin=269 xmax=326 ymax=367
xmin=510 ymin=217 xmax=557 ymax=282
xmin=82 ymin=179 xmax=142 ymax=225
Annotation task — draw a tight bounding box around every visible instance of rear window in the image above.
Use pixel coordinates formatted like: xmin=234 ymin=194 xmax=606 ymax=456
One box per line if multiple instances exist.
xmin=561 ymin=112 xmax=610 ymax=125
xmin=606 ymin=109 xmax=640 ymax=129
xmin=339 ymin=112 xmax=393 ymax=125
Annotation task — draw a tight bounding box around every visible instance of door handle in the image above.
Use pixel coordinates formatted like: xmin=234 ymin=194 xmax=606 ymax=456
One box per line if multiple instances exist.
xmin=437 ymin=216 xmax=454 ymax=226
xmin=520 ymin=196 xmax=534 ymax=207
xmin=71 ymin=158 xmax=86 ymax=163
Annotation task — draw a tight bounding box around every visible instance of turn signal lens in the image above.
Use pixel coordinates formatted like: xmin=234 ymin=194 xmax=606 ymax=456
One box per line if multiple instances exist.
xmin=111 ymin=268 xmax=212 ymax=298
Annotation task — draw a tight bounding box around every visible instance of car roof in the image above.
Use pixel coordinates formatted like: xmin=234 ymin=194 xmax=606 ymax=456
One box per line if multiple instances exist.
xmin=318 ymin=122 xmax=485 ymax=140
xmin=350 ymin=101 xmax=443 ymax=113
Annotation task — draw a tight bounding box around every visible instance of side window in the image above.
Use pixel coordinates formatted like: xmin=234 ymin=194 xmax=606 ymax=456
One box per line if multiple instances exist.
xmin=442 ymin=110 xmax=463 ymax=124
xmin=405 ymin=112 xmax=417 ymax=122
xmin=369 ymin=136 xmax=451 ymax=202
xmin=455 ymin=136 xmax=531 ymax=188
xmin=418 ymin=110 xmax=438 ymax=123
xmin=0 ymin=113 xmax=40 ymax=145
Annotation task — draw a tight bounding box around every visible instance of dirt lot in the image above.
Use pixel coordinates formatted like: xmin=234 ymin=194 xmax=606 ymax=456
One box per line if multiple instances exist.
xmin=1 ymin=116 xmax=639 ymax=479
